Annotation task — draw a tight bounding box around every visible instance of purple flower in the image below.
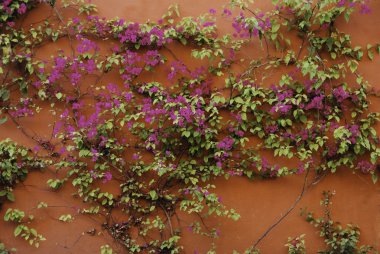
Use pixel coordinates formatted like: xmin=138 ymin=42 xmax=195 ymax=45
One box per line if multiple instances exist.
xmin=327 ymin=144 xmax=337 ymax=157
xmin=223 ymin=8 xmax=232 ymax=16
xmin=73 ymin=17 xmax=80 ymax=24
xmin=144 ymin=50 xmax=162 ymax=66
xmin=337 ymin=0 xmax=346 ymax=7
xmin=76 ymin=37 xmax=99 ymax=54
xmin=261 ymin=157 xmax=269 ymax=169
xmin=167 ymin=61 xmax=188 ymax=81
xmin=347 ymin=124 xmax=360 ymax=144
xmin=72 ymin=102 xmax=82 ymax=110
xmin=209 ymin=8 xmax=217 ymax=14
xmin=90 ymin=170 xmax=97 ymax=179
xmin=102 ymin=171 xmax=113 ymax=183
xmin=305 ymin=95 xmax=325 ymax=110
xmin=179 ymin=107 xmax=193 ymax=122
xmin=270 ymin=104 xmax=292 ymax=114
xmin=276 ymin=89 xmax=294 ymax=101
xmin=296 ymin=163 xmax=305 ymax=174
xmin=349 ymin=124 xmax=360 ymax=137
xmin=124 ymin=92 xmax=133 ymax=102
xmin=360 ymin=3 xmax=371 ymax=14
xmin=53 ymin=121 xmax=62 ymax=136
xmin=55 ymin=57 xmax=67 ymax=69
xmin=203 ymin=21 xmax=215 ymax=27
xmin=265 ymin=125 xmax=278 ymax=134
xmin=70 ymin=72 xmax=81 ymax=85
xmin=333 ymin=86 xmax=349 ymax=103
xmin=216 ymin=137 xmax=235 ymax=151
xmin=18 ymin=3 xmax=27 ymax=14
xmin=357 ymin=160 xmax=375 ymax=173
xmin=61 ymin=109 xmax=69 ymax=118
xmin=58 ymin=147 xmax=67 ymax=155
xmin=91 ymin=148 xmax=99 ymax=161
xmin=87 ymin=128 xmax=97 ymax=139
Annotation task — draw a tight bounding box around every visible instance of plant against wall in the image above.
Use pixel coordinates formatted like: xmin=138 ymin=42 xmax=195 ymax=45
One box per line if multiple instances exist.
xmin=0 ymin=0 xmax=379 ymax=253
xmin=286 ymin=191 xmax=375 ymax=254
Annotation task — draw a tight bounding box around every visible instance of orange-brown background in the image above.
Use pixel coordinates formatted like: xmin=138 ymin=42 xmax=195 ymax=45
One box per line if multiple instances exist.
xmin=0 ymin=0 xmax=379 ymax=253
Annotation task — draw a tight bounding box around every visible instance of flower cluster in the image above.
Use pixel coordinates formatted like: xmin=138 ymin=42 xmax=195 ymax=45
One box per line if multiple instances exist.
xmin=9 ymin=98 xmax=34 ymax=118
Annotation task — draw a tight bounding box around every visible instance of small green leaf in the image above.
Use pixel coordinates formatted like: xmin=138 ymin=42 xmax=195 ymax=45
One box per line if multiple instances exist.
xmin=14 ymin=226 xmax=23 ymax=237
xmin=0 ymin=117 xmax=7 ymax=125
xmin=149 ymin=190 xmax=158 ymax=201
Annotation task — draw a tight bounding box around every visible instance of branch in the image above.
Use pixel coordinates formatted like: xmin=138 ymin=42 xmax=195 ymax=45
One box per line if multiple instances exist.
xmin=252 ymin=168 xmax=310 ymax=248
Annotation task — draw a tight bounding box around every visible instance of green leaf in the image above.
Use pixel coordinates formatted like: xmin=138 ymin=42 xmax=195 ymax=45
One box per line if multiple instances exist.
xmin=0 ymin=89 xmax=10 ymax=101
xmin=14 ymin=226 xmax=23 ymax=237
xmin=368 ymin=50 xmax=374 ymax=60
xmin=7 ymin=192 xmax=15 ymax=202
xmin=0 ymin=116 xmax=7 ymax=125
xmin=271 ymin=23 xmax=281 ymax=33
xmin=149 ymin=190 xmax=158 ymax=200
xmin=372 ymin=173 xmax=378 ymax=183
xmin=234 ymin=97 xmax=244 ymax=104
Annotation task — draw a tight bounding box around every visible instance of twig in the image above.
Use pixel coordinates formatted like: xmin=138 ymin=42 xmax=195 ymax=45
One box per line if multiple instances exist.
xmin=252 ymin=168 xmax=310 ymax=248
xmin=160 ymin=204 xmax=174 ymax=237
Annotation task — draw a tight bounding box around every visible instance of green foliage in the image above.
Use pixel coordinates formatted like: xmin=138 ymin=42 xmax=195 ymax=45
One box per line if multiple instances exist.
xmin=100 ymin=245 xmax=114 ymax=254
xmin=303 ymin=191 xmax=376 ymax=254
xmin=0 ymin=0 xmax=379 ymax=253
xmin=4 ymin=208 xmax=25 ymax=223
xmin=58 ymin=214 xmax=74 ymax=222
xmin=285 ymin=234 xmax=306 ymax=254
xmin=0 ymin=139 xmax=46 ymax=203
xmin=3 ymin=208 xmax=45 ymax=248
xmin=13 ymin=224 xmax=46 ymax=248
xmin=0 ymin=242 xmax=16 ymax=254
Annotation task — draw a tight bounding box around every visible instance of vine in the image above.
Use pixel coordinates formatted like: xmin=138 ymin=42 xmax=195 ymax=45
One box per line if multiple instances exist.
xmin=286 ymin=191 xmax=376 ymax=254
xmin=0 ymin=0 xmax=379 ymax=253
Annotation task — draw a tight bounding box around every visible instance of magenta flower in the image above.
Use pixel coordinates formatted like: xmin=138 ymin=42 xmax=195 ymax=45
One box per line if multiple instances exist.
xmin=296 ymin=163 xmax=305 ymax=174
xmin=223 ymin=8 xmax=232 ymax=16
xmin=360 ymin=3 xmax=371 ymax=14
xmin=305 ymin=95 xmax=325 ymax=110
xmin=216 ymin=137 xmax=235 ymax=151
xmin=337 ymin=0 xmax=346 ymax=7
xmin=102 ymin=171 xmax=113 ymax=183
xmin=90 ymin=170 xmax=97 ymax=179
xmin=333 ymin=86 xmax=349 ymax=103
xmin=265 ymin=125 xmax=278 ymax=134
xmin=270 ymin=104 xmax=292 ymax=114
xmin=357 ymin=160 xmax=375 ymax=173
xmin=17 ymin=3 xmax=27 ymax=14
xmin=91 ymin=148 xmax=99 ymax=161
xmin=209 ymin=8 xmax=217 ymax=14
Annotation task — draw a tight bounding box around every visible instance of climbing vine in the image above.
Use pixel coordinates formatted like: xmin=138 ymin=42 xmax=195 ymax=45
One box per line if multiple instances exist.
xmin=286 ymin=191 xmax=375 ymax=254
xmin=0 ymin=0 xmax=379 ymax=253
